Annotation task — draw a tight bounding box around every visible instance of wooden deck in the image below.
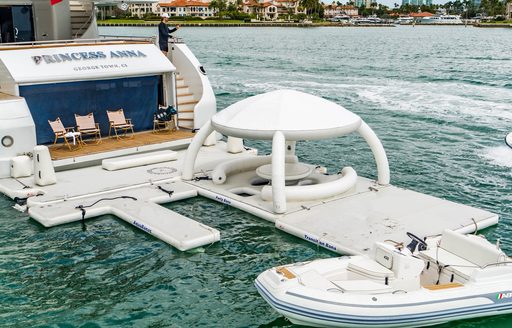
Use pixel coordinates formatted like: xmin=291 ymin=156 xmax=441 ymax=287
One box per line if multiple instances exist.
xmin=48 ymin=129 xmax=195 ymax=160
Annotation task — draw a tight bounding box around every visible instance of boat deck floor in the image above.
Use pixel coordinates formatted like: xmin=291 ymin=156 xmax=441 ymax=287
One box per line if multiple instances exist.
xmin=48 ymin=129 xmax=195 ymax=161
xmin=187 ymin=170 xmax=498 ymax=255
xmin=0 ymin=144 xmax=499 ymax=253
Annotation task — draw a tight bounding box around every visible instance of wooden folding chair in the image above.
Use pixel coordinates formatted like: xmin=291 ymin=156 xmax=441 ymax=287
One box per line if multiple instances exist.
xmin=107 ymin=109 xmax=134 ymax=139
xmin=75 ymin=113 xmax=102 ymax=144
xmin=48 ymin=117 xmax=82 ymax=150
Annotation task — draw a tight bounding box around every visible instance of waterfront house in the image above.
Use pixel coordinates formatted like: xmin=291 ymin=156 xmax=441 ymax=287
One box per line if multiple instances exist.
xmin=158 ymin=0 xmax=216 ymax=18
xmin=323 ymin=4 xmax=358 ymax=18
xmin=243 ymin=0 xmax=304 ymax=20
xmin=130 ymin=0 xmax=160 ymax=17
xmin=96 ymin=0 xmax=160 ymax=19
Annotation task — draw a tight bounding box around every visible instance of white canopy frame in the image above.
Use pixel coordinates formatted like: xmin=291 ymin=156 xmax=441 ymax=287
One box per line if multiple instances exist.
xmin=182 ymin=90 xmax=390 ymax=214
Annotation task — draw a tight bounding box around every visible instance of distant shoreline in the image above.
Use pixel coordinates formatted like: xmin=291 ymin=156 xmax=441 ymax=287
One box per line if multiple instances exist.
xmin=97 ymin=21 xmax=512 ymax=28
xmin=97 ymin=21 xmax=396 ymax=28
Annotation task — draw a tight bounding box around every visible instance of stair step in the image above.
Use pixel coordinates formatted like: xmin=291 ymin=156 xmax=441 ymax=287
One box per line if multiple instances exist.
xmin=178 ymin=109 xmax=194 ymax=113
xmin=177 ymin=90 xmax=191 ymax=97
xmin=178 ymin=100 xmax=198 ymax=106
xmin=178 ymin=118 xmax=194 ymax=121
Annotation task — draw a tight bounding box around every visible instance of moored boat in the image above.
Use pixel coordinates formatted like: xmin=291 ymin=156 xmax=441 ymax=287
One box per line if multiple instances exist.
xmin=396 ymin=16 xmax=414 ymax=25
xmin=256 ymin=230 xmax=512 ymax=327
xmin=505 ymin=132 xmax=512 ymax=149
xmin=419 ymin=14 xmax=463 ymax=25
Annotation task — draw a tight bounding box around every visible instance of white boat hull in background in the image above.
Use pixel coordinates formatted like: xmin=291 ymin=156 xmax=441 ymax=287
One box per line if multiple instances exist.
xmin=505 ymin=132 xmax=512 ymax=149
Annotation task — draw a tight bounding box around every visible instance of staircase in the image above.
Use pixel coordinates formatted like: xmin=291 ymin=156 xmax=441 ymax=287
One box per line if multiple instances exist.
xmin=70 ymin=1 xmax=94 ymax=39
xmin=176 ymin=74 xmax=199 ymax=130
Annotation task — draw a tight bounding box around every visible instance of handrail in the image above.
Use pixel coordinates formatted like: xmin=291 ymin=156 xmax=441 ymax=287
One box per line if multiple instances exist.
xmin=0 ymin=37 xmax=155 ymax=50
xmin=74 ymin=3 xmax=94 ymax=39
xmin=483 ymin=261 xmax=512 ymax=268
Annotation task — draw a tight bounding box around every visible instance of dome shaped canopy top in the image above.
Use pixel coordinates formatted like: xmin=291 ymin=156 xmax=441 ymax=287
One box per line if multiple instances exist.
xmin=211 ymin=89 xmax=362 ymax=140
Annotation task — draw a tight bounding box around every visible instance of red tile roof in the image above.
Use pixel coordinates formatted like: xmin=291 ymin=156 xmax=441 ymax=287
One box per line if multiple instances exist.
xmin=160 ymin=0 xmax=210 ymax=7
xmin=410 ymin=12 xmax=433 ymax=17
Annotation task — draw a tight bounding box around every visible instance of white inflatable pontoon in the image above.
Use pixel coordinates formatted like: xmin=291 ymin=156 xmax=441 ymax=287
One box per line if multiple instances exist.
xmin=256 ymin=230 xmax=512 ymax=327
xmin=182 ymin=90 xmax=498 ymax=254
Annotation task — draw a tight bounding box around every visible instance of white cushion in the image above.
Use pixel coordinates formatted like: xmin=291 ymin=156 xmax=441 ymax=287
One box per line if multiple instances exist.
xmin=102 ymin=150 xmax=178 ymax=171
xmin=440 ymin=230 xmax=506 ymax=268
xmin=347 ymin=257 xmax=395 ymax=280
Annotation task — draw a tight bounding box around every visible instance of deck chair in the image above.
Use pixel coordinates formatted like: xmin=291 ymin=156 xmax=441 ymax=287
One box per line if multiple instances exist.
xmin=75 ymin=113 xmax=102 ymax=144
xmin=48 ymin=117 xmax=82 ymax=150
xmin=107 ymin=109 xmax=134 ymax=139
xmin=153 ymin=106 xmax=177 ymax=133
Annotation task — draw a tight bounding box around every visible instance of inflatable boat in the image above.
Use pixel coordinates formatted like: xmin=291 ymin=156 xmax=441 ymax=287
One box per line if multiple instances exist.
xmin=255 ymin=230 xmax=512 ymax=327
xmin=506 ymin=132 xmax=512 ymax=149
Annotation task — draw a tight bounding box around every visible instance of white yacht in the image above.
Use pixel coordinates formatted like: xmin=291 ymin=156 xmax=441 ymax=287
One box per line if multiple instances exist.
xmin=0 ymin=2 xmax=499 ymax=254
xmin=420 ymin=14 xmax=464 ymax=25
xmin=396 ymin=16 xmax=414 ymax=24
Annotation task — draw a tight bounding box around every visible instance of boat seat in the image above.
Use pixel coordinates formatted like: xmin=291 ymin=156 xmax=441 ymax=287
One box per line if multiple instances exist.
xmin=331 ymin=280 xmax=392 ymax=294
xmin=419 ymin=247 xmax=478 ymax=281
xmin=298 ymin=270 xmax=340 ymax=292
xmin=347 ymin=257 xmax=395 ymax=283
xmin=419 ymin=230 xmax=507 ymax=281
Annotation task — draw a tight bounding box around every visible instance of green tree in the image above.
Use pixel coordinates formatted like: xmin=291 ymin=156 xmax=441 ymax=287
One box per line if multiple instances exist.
xmin=209 ymin=0 xmax=227 ymax=16
xmin=299 ymin=0 xmax=324 ymax=18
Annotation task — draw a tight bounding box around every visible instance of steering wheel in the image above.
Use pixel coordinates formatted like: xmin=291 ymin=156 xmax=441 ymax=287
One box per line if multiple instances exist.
xmin=406 ymin=232 xmax=428 ymax=252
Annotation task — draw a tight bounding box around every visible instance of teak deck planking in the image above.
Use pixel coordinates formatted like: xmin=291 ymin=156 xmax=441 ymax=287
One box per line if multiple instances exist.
xmin=49 ymin=129 xmax=195 ymax=160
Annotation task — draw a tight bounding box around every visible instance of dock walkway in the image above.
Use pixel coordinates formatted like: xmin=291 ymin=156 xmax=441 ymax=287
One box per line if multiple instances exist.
xmin=28 ymin=182 xmax=219 ymax=251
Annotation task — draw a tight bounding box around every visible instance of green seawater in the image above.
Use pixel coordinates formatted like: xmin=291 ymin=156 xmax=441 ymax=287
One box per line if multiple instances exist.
xmin=1 ymin=26 xmax=512 ymax=327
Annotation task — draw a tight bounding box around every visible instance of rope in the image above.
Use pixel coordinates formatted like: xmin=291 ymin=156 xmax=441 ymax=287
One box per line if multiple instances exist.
xmin=157 ymin=185 xmax=174 ymax=197
xmin=75 ymin=195 xmax=138 ymax=223
xmin=15 ymin=178 xmax=31 ymax=189
xmin=193 ymin=176 xmax=211 ymax=181
xmin=471 ymin=218 xmax=478 ymax=235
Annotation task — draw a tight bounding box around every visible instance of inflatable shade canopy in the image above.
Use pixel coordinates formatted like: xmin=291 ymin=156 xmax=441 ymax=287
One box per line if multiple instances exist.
xmin=211 ymin=89 xmax=362 ymax=141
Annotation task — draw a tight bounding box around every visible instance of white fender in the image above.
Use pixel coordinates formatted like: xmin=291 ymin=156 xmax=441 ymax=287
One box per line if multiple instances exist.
xmin=10 ymin=155 xmax=32 ymax=178
xmin=33 ymin=146 xmax=57 ymax=186
xmin=262 ymin=167 xmax=357 ymax=201
xmin=227 ymin=136 xmax=244 ymax=154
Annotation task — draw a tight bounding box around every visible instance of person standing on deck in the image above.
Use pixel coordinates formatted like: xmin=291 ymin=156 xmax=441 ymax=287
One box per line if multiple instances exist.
xmin=158 ymin=13 xmax=180 ymax=56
